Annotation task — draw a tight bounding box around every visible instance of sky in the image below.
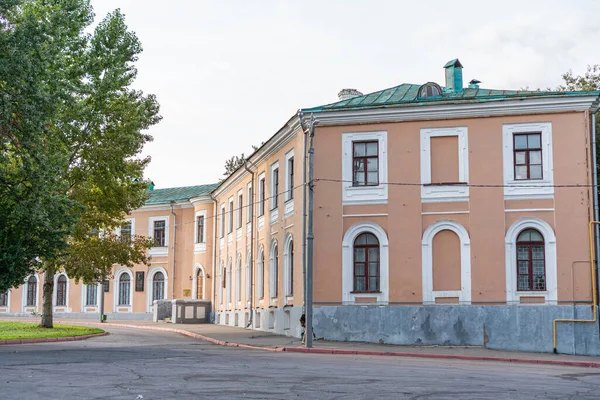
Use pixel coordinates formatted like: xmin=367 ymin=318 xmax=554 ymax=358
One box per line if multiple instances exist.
xmin=90 ymin=0 xmax=600 ymax=189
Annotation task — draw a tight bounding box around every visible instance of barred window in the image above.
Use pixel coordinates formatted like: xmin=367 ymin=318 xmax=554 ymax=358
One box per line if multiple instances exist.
xmin=118 ymin=274 xmax=131 ymax=305
xmin=86 ymin=284 xmax=98 ymax=306
xmin=56 ymin=275 xmax=67 ymax=306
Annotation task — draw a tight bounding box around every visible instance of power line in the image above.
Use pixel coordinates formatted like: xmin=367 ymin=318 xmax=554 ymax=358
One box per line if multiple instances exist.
xmin=314 ymin=178 xmax=596 ymax=189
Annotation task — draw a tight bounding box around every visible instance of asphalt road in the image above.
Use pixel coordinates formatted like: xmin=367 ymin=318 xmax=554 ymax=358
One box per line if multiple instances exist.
xmin=0 ymin=326 xmax=599 ymax=400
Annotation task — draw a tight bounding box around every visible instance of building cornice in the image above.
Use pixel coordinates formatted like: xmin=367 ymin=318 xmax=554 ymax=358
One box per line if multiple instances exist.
xmin=190 ymin=195 xmax=213 ymax=206
xmin=136 ymin=201 xmax=193 ymax=213
xmin=308 ymin=96 xmax=600 ymax=127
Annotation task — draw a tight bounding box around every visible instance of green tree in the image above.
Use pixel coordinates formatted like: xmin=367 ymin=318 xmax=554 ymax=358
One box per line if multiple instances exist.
xmin=222 ymin=143 xmax=263 ymax=179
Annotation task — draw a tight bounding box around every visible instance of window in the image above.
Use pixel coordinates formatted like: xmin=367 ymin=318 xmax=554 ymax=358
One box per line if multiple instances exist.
xmin=152 ymin=272 xmax=165 ymax=301
xmin=271 ymin=167 xmax=279 ymax=210
xmin=118 ymin=274 xmax=131 ymax=305
xmin=257 ymin=247 xmax=265 ymax=299
xmin=245 ymin=253 xmax=252 ymax=301
xmin=228 ymin=198 xmax=234 ymax=234
xmin=258 ymin=177 xmax=265 ymax=217
xmin=514 ymin=133 xmax=542 ymax=180
xmin=226 ymin=261 xmax=232 ymax=304
xmin=153 ymin=220 xmax=166 ymax=247
xmin=246 ymin=184 xmax=252 ymax=223
xmin=196 ymin=215 xmax=205 ymax=243
xmin=86 ymin=284 xmax=97 ymax=306
xmin=237 ymin=193 xmax=243 ymax=229
xmin=220 ymin=205 xmax=225 ymax=238
xmin=0 ymin=291 xmax=7 ymax=307
xmin=286 ymin=156 xmax=294 ymax=201
xmin=418 ymin=82 xmax=442 ymax=98
xmin=26 ymin=275 xmax=37 ymax=306
xmin=121 ymin=221 xmax=132 ymax=243
xmin=270 ymin=241 xmax=279 ymax=298
xmin=235 ymin=256 xmax=242 ymax=303
xmin=56 ymin=275 xmax=67 ymax=306
xmin=353 ymin=233 xmax=380 ymax=292
xmin=516 ymin=229 xmax=546 ymax=291
xmin=284 ymin=237 xmax=294 ymax=297
xmin=353 ymin=141 xmax=379 ymax=186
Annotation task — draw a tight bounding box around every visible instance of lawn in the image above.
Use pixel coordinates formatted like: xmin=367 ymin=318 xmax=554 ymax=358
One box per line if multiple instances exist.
xmin=0 ymin=321 xmax=104 ymax=340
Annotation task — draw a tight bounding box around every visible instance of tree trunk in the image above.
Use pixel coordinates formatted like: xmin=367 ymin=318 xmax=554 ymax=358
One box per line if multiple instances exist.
xmin=40 ymin=265 xmax=55 ymax=328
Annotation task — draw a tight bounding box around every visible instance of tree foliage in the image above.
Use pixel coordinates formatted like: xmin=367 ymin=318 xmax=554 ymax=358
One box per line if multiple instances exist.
xmin=222 ymin=143 xmax=264 ymax=179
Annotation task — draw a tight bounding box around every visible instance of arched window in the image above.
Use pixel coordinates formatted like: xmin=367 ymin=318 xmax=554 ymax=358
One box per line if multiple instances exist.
xmin=418 ymin=82 xmax=442 ymax=98
xmin=353 ymin=233 xmax=380 ymax=292
xmin=56 ymin=275 xmax=67 ymax=306
xmin=257 ymin=246 xmax=265 ymax=299
xmin=86 ymin=284 xmax=97 ymax=306
xmin=270 ymin=241 xmax=278 ymax=298
xmin=226 ymin=259 xmax=232 ymax=304
xmin=284 ymin=235 xmax=294 ymax=296
xmin=235 ymin=256 xmax=242 ymax=303
xmin=118 ymin=273 xmax=131 ymax=305
xmin=516 ymin=229 xmax=546 ymax=291
xmin=152 ymin=272 xmax=165 ymax=301
xmin=245 ymin=251 xmax=252 ymax=301
xmin=289 ymin=241 xmax=294 ymax=296
xmin=26 ymin=275 xmax=37 ymax=306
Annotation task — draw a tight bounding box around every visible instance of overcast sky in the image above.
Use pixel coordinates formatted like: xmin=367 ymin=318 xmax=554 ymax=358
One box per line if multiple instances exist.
xmin=91 ymin=0 xmax=600 ymax=189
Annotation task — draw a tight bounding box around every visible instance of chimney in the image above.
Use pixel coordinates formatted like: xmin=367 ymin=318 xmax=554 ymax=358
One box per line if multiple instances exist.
xmin=468 ymin=79 xmax=481 ymax=89
xmin=338 ymin=88 xmax=363 ymax=101
xmin=443 ymin=59 xmax=463 ymax=92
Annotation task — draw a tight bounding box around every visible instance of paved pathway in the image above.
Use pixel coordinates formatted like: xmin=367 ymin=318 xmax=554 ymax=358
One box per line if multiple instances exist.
xmin=1 ymin=325 xmax=600 ymax=399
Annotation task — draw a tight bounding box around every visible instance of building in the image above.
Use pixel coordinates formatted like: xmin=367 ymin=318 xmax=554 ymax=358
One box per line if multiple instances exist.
xmin=2 ymin=59 xmax=600 ymax=354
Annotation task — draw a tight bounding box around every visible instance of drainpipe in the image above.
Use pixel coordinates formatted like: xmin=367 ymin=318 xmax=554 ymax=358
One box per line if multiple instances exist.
xmin=170 ymin=201 xmax=177 ymax=299
xmin=244 ymin=160 xmax=255 ymax=327
xmin=210 ymin=193 xmax=218 ymax=322
xmin=305 ymin=114 xmax=318 ymax=349
xmin=298 ymin=112 xmax=308 ymax=317
xmin=592 ymin=112 xmax=600 ymax=304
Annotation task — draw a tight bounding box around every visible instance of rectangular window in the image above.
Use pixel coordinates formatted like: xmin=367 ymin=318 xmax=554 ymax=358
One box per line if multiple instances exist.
xmin=196 ymin=216 xmax=204 ymax=243
xmin=86 ymin=284 xmax=97 ymax=306
xmin=220 ymin=205 xmax=225 ymax=238
xmin=153 ymin=220 xmax=166 ymax=247
xmin=514 ymin=133 xmax=542 ymax=180
xmin=228 ymin=199 xmax=234 ymax=234
xmin=287 ymin=157 xmax=294 ymax=200
xmin=246 ymin=185 xmax=252 ymax=223
xmin=271 ymin=168 xmax=279 ymax=210
xmin=352 ymin=141 xmax=379 ymax=186
xmin=259 ymin=178 xmax=265 ymax=216
xmin=237 ymin=193 xmax=243 ymax=229
xmin=430 ymin=136 xmax=460 ymax=184
xmin=120 ymin=221 xmax=132 ymax=243
xmin=0 ymin=291 xmax=7 ymax=306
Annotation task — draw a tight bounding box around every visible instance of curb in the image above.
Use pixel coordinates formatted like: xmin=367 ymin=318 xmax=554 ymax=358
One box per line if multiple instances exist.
xmin=0 ymin=331 xmax=108 ymax=345
xmin=96 ymin=323 xmax=600 ymax=369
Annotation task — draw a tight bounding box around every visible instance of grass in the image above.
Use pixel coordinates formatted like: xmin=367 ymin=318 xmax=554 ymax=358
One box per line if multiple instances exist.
xmin=0 ymin=321 xmax=104 ymax=340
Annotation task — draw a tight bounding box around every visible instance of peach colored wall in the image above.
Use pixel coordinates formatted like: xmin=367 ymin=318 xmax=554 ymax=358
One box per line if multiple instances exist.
xmin=432 ymin=230 xmax=461 ymax=291
xmin=430 ymin=136 xmax=459 ymax=183
xmin=313 ymin=111 xmax=594 ymax=305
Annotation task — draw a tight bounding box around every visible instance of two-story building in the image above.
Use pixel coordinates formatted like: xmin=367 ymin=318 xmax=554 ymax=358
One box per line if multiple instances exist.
xmin=3 ymin=59 xmax=600 ymax=354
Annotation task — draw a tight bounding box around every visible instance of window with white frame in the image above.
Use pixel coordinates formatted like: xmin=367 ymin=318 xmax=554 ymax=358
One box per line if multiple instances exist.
xmin=120 ymin=220 xmax=133 ymax=243
xmin=220 ymin=204 xmax=225 ymax=238
xmin=26 ymin=275 xmax=37 ymax=306
xmin=0 ymin=291 xmax=8 ymax=307
xmin=228 ymin=197 xmax=234 ymax=234
xmin=258 ymin=174 xmax=265 ymax=217
xmin=56 ymin=275 xmax=68 ymax=306
xmin=341 ymin=131 xmax=388 ymax=205
xmin=270 ymin=163 xmax=279 ymax=211
xmin=502 ymin=122 xmax=553 ymax=200
xmin=226 ymin=259 xmax=232 ymax=304
xmin=196 ymin=214 xmax=205 ymax=243
xmin=420 ymin=126 xmax=469 ymax=202
xmin=148 ymin=216 xmax=169 ymax=256
xmin=284 ymin=235 xmax=294 ymax=297
xmin=246 ymin=183 xmax=253 ymax=223
xmin=285 ymin=150 xmax=294 ymax=201
xmin=118 ymin=273 xmax=131 ymax=306
xmin=269 ymin=240 xmax=278 ymax=299
xmin=235 ymin=255 xmax=242 ymax=303
xmin=237 ymin=191 xmax=243 ymax=229
xmin=257 ymin=246 xmax=265 ymax=299
xmin=245 ymin=252 xmax=252 ymax=301
xmin=85 ymin=284 xmax=97 ymax=306
xmin=152 ymin=271 xmax=165 ymax=301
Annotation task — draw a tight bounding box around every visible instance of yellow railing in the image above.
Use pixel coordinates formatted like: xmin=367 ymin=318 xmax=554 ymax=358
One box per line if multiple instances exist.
xmin=552 ymin=221 xmax=598 ymax=353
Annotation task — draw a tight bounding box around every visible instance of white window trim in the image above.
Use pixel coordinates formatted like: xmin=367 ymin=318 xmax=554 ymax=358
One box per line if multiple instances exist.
xmin=226 ymin=258 xmax=232 ymax=307
xmin=194 ymin=210 xmax=207 ymax=254
xmin=342 ymin=222 xmax=389 ymax=304
xmin=246 ymin=183 xmax=253 ymax=223
xmin=245 ymin=251 xmax=252 ymax=302
xmin=257 ymin=246 xmax=265 ymax=299
xmin=117 ymin=217 xmax=135 ymax=240
xmin=53 ymin=272 xmax=70 ymax=312
xmin=503 ymin=122 xmax=554 ymax=200
xmin=284 ymin=149 xmax=295 ymax=210
xmin=147 ymin=266 xmax=168 ymax=312
xmin=270 ymin=162 xmax=279 ymax=224
xmin=21 ymin=274 xmax=39 ymax=313
xmin=236 ymin=189 xmax=243 ymax=241
xmin=283 ymin=233 xmax=294 ymax=298
xmin=227 ymin=197 xmax=234 ymax=243
xmin=192 ymin=264 xmax=206 ymax=300
xmin=81 ymin=282 xmax=102 ymax=312
xmin=0 ymin=289 xmax=10 ymax=311
xmin=421 ymin=220 xmax=471 ymax=305
xmin=218 ymin=261 xmax=224 ymax=305
xmin=505 ymin=217 xmax=557 ymax=304
xmin=220 ymin=204 xmax=225 ymax=248
xmin=113 ymin=268 xmax=133 ymax=312
xmin=269 ymin=239 xmax=278 ymax=302
xmin=235 ymin=255 xmax=242 ymax=304
xmin=420 ymin=126 xmax=469 ymax=203
xmin=258 ymin=173 xmax=266 ymax=230
xmin=341 ymin=130 xmax=388 ymax=205
xmin=148 ymin=216 xmax=169 ymax=257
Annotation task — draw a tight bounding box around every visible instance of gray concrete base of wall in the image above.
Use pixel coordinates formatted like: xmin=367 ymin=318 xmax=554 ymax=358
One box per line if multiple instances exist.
xmin=171 ymin=299 xmax=211 ymax=324
xmin=0 ymin=312 xmax=152 ymax=321
xmin=215 ymin=306 xmax=303 ymax=338
xmin=313 ymin=305 xmax=600 ymax=356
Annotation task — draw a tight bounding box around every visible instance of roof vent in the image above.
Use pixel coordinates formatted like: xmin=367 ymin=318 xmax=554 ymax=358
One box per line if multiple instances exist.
xmin=443 ymin=59 xmax=463 ymax=92
xmin=148 ymin=181 xmax=155 ymax=191
xmin=338 ymin=88 xmax=363 ymax=101
xmin=468 ymin=79 xmax=481 ymax=89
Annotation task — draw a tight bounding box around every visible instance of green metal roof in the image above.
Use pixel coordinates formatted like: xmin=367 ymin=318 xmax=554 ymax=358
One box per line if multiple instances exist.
xmin=145 ymin=183 xmax=218 ymax=205
xmin=302 ymin=83 xmax=600 ymax=113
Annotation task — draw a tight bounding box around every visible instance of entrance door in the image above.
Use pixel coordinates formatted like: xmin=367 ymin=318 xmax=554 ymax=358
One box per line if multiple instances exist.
xmin=197 ymin=270 xmax=204 ymax=299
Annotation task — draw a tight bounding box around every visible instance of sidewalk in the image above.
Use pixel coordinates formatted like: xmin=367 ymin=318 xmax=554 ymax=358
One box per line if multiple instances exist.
xmin=4 ymin=316 xmax=600 ymax=368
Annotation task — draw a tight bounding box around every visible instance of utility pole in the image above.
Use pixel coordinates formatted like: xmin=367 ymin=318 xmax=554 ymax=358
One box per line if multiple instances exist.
xmin=306 ymin=114 xmax=318 ymax=348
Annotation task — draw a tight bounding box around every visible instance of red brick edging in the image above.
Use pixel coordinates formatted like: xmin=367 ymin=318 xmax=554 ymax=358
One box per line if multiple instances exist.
xmin=0 ymin=331 xmax=108 ymax=345
xmin=97 ymin=323 xmax=600 ymax=369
